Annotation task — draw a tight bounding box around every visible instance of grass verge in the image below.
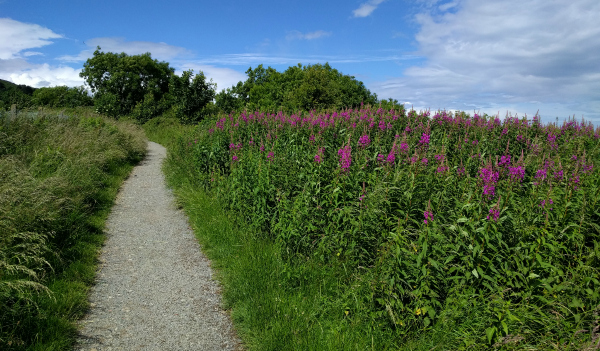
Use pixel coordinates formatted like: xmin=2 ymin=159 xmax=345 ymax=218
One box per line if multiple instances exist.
xmin=0 ymin=108 xmax=146 ymax=350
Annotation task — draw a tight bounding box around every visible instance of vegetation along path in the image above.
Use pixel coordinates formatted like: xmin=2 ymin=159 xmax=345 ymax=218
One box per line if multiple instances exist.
xmin=76 ymin=142 xmax=240 ymax=350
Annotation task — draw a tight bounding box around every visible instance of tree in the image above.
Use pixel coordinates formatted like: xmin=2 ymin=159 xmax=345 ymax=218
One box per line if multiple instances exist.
xmin=80 ymin=47 xmax=174 ymax=119
xmin=32 ymin=86 xmax=93 ymax=108
xmin=169 ymin=70 xmax=216 ymax=124
xmin=214 ymin=63 xmax=379 ymax=113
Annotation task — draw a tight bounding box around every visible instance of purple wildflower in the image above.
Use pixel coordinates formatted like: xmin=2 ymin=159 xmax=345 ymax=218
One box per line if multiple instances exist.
xmin=487 ymin=207 xmax=500 ymax=221
xmin=479 ymin=167 xmax=500 ymax=184
xmin=358 ymin=134 xmax=371 ymax=148
xmin=499 ymin=155 xmax=511 ymax=167
xmin=535 ymin=168 xmax=547 ymax=181
xmin=539 ymin=198 xmax=554 ymax=210
xmin=424 ymin=210 xmax=434 ymax=225
xmin=419 ymin=133 xmax=430 ymax=145
xmin=232 ymin=155 xmax=239 ymax=162
xmin=553 ymin=169 xmax=563 ymax=180
xmin=338 ymin=144 xmax=352 ymax=172
xmin=387 ymin=150 xmax=396 ymax=165
xmin=483 ymin=184 xmax=496 ymax=199
xmin=479 ymin=166 xmax=499 ymax=199
xmin=314 ymin=148 xmax=324 ymax=164
xmin=399 ymin=142 xmax=409 ymax=153
xmin=548 ymin=133 xmax=558 ymax=150
xmin=570 ymin=174 xmax=580 ymax=190
xmin=267 ymin=151 xmax=275 ymax=162
xmin=509 ymin=166 xmax=525 ymax=182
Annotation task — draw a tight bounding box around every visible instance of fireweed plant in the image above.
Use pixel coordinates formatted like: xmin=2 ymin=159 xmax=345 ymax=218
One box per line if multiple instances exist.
xmin=178 ymin=107 xmax=600 ymax=347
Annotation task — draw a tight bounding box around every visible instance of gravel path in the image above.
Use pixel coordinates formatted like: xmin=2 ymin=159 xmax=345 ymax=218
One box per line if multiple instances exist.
xmin=76 ymin=142 xmax=241 ymax=351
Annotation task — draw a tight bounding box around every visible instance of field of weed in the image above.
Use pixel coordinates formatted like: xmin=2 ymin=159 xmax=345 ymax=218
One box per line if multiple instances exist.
xmin=0 ymin=109 xmax=145 ymax=350
xmin=152 ymin=107 xmax=600 ymax=350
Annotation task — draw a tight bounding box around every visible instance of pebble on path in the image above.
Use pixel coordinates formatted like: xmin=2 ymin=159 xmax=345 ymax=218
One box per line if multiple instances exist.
xmin=76 ymin=142 xmax=242 ymax=351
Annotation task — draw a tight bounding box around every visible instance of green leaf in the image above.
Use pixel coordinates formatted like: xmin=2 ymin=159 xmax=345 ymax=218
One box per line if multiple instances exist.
xmin=485 ymin=327 xmax=496 ymax=344
xmin=569 ymin=297 xmax=584 ymax=309
xmin=496 ymin=320 xmax=506 ymax=337
xmin=472 ymin=269 xmax=479 ymax=279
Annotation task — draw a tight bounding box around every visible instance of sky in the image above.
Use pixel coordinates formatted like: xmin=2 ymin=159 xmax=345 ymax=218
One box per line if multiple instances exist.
xmin=1 ymin=0 xmax=599 ymax=124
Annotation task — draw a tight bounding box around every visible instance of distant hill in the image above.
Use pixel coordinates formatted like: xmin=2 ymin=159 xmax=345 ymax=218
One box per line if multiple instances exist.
xmin=0 ymin=79 xmax=36 ymax=95
xmin=0 ymin=79 xmax=37 ymax=109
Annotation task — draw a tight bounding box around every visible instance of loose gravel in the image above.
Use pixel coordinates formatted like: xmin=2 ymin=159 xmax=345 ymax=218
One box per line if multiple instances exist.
xmin=76 ymin=142 xmax=241 ymax=351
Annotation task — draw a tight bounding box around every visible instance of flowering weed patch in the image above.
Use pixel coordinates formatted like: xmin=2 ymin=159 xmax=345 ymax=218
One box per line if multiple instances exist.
xmin=172 ymin=107 xmax=600 ymax=349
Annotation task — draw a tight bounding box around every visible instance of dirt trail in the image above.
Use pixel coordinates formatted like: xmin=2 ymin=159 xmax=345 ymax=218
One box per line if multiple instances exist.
xmin=76 ymin=141 xmax=241 ymax=351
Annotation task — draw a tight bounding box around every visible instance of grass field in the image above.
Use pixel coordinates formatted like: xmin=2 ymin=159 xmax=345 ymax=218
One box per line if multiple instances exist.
xmin=0 ymin=108 xmax=145 ymax=350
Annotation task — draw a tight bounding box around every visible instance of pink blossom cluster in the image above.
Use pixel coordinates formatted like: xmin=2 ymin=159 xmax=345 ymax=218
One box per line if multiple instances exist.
xmin=358 ymin=134 xmax=371 ymax=148
xmin=338 ymin=144 xmax=352 ymax=172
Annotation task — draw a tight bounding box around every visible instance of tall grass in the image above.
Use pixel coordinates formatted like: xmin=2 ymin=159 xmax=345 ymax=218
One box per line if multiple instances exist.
xmin=0 ymin=109 xmax=145 ymax=350
xmin=149 ymin=107 xmax=600 ymax=350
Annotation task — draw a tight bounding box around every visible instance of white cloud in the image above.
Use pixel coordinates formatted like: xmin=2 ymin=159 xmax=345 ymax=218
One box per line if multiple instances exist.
xmin=175 ymin=63 xmax=247 ymax=92
xmin=0 ymin=18 xmax=62 ymax=60
xmin=371 ymin=0 xmax=600 ymax=123
xmin=3 ymin=63 xmax=83 ymax=88
xmin=352 ymin=0 xmax=387 ymax=18
xmin=22 ymin=51 xmax=44 ymax=57
xmin=0 ymin=58 xmax=32 ymax=74
xmin=58 ymin=37 xmax=192 ymax=62
xmin=286 ymin=30 xmax=332 ymax=41
xmin=438 ymin=1 xmax=457 ymax=11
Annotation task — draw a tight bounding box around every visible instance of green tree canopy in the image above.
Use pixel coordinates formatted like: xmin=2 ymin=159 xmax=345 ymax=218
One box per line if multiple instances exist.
xmin=32 ymin=86 xmax=93 ymax=108
xmin=169 ymin=70 xmax=216 ymax=124
xmin=215 ymin=63 xmax=379 ymax=113
xmin=80 ymin=47 xmax=174 ymax=118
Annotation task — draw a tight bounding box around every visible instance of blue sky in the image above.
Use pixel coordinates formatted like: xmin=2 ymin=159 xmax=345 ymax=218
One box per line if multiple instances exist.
xmin=1 ymin=0 xmax=599 ymax=124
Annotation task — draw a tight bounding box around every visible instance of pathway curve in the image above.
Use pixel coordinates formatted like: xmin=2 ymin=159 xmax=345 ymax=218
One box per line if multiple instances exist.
xmin=76 ymin=141 xmax=241 ymax=351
